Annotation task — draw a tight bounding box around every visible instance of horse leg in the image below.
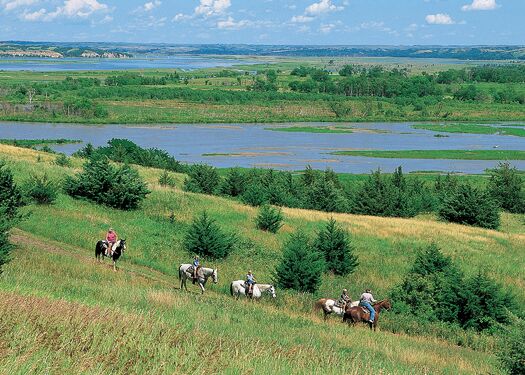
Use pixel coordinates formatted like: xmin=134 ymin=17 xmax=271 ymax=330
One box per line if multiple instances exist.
xmin=113 ymin=260 xmax=116 ymax=272
xmin=199 ymin=282 xmax=205 ymax=294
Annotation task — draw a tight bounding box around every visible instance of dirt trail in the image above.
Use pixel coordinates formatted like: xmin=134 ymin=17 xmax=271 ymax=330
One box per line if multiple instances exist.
xmin=10 ymin=229 xmax=175 ymax=288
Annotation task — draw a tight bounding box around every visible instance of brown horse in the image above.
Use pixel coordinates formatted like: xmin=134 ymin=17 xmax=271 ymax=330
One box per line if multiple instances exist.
xmin=343 ymin=299 xmax=392 ymax=331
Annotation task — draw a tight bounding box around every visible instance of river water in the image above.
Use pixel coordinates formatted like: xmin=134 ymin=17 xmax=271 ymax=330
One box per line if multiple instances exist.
xmin=1 ymin=121 xmax=524 ymax=174
xmin=0 ymin=56 xmax=257 ymax=71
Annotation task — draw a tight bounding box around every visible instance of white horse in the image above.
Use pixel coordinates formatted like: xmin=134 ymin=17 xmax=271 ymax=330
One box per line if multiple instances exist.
xmin=179 ymin=264 xmax=218 ymax=294
xmin=315 ymin=298 xmax=359 ymax=320
xmin=230 ymin=280 xmax=276 ymax=299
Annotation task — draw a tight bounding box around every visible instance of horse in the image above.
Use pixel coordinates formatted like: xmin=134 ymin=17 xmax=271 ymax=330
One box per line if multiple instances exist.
xmin=314 ymin=298 xmax=359 ymax=320
xmin=230 ymin=280 xmax=276 ymax=300
xmin=95 ymin=239 xmax=126 ymax=272
xmin=343 ymin=299 xmax=392 ymax=331
xmin=179 ymin=264 xmax=218 ymax=294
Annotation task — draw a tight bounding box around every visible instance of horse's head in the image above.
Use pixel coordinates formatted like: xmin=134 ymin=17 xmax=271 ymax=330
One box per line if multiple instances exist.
xmin=268 ymin=285 xmax=276 ymax=298
xmin=119 ymin=239 xmax=126 ymax=252
xmin=212 ymin=268 xmax=218 ymax=284
xmin=381 ymin=299 xmax=392 ymax=310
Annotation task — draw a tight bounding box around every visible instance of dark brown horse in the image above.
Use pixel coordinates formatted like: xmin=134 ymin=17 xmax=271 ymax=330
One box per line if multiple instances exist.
xmin=343 ymin=299 xmax=392 ymax=331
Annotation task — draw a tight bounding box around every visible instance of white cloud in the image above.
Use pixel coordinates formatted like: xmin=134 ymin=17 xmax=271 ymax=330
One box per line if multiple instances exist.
xmin=462 ymin=0 xmax=499 ymax=11
xmin=216 ymin=16 xmax=250 ymax=29
xmin=2 ymin=0 xmax=38 ymax=12
xmin=173 ymin=12 xmax=191 ymax=21
xmin=305 ymin=0 xmax=343 ymax=16
xmin=20 ymin=0 xmax=108 ymax=21
xmin=425 ymin=13 xmax=455 ymax=25
xmin=291 ymin=15 xmax=314 ymax=23
xmin=21 ymin=7 xmax=46 ymax=20
xmin=143 ymin=0 xmax=161 ymax=12
xmin=319 ymin=22 xmax=336 ymax=33
xmin=195 ymin=0 xmax=230 ymax=17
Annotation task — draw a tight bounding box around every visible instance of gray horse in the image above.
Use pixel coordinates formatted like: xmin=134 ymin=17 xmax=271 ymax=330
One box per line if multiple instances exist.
xmin=179 ymin=264 xmax=218 ymax=294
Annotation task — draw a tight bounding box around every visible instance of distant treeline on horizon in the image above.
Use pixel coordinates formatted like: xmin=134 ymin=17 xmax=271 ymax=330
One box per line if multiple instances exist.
xmin=1 ymin=41 xmax=524 ymax=60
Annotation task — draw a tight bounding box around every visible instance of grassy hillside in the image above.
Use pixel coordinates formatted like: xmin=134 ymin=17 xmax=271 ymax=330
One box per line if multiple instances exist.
xmin=1 ymin=144 xmax=524 ymax=374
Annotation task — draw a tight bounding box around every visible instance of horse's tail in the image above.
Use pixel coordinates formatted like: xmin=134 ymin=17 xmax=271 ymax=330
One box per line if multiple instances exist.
xmin=314 ymin=298 xmax=326 ymax=312
xmin=230 ymin=282 xmax=234 ymax=296
xmin=178 ymin=265 xmax=182 ymax=280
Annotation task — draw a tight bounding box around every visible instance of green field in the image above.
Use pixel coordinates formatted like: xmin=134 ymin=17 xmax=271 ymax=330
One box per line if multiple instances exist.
xmin=414 ymin=123 xmax=525 ymax=137
xmin=331 ymin=149 xmax=525 ymax=160
xmin=1 ymin=61 xmax=525 ymax=125
xmin=0 ymin=143 xmax=524 ymax=373
xmin=265 ymin=126 xmax=354 ymax=134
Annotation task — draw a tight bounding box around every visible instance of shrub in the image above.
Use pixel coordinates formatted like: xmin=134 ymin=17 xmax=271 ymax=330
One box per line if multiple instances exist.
xmin=487 ymin=162 xmax=525 ymax=214
xmin=391 ymin=244 xmax=463 ymax=323
xmin=24 ymin=173 xmax=58 ymax=204
xmin=184 ymin=211 xmax=235 ymax=259
xmin=220 ymin=167 xmax=246 ymax=197
xmin=314 ymin=218 xmax=358 ymax=276
xmin=158 ymin=170 xmax=177 ymax=187
xmin=498 ymin=320 xmax=525 ymax=375
xmin=459 ymin=271 xmax=514 ymax=332
xmin=184 ymin=164 xmax=220 ymax=194
xmin=438 ymin=183 xmax=500 ymax=229
xmin=0 ymin=162 xmax=24 ymax=272
xmin=275 ymin=231 xmax=325 ymax=293
xmin=55 ymin=153 xmax=72 ymax=167
xmin=64 ymin=155 xmax=149 ymax=210
xmin=255 ymin=204 xmax=283 ymax=233
xmin=0 ymin=161 xmax=25 ymax=220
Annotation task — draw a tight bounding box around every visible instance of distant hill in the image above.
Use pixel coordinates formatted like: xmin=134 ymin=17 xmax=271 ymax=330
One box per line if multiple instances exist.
xmin=1 ymin=41 xmax=524 ymax=60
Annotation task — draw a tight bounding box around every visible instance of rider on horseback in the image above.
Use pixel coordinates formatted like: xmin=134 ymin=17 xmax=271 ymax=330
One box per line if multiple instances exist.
xmin=359 ymin=289 xmax=377 ymax=324
xmin=245 ymin=270 xmax=256 ymax=296
xmin=192 ymin=255 xmax=200 ymax=284
xmin=105 ymin=228 xmax=117 ymax=257
xmin=338 ymin=288 xmax=351 ymax=309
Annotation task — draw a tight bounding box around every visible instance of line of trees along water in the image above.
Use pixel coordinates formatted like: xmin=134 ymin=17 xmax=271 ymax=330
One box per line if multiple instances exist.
xmin=74 ymin=139 xmax=525 ymax=229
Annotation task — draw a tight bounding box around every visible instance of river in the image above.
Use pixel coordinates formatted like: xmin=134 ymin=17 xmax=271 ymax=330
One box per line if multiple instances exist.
xmin=1 ymin=121 xmax=524 ymax=174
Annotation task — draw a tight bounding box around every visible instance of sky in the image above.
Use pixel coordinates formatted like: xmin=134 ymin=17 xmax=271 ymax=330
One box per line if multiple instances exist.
xmin=0 ymin=0 xmax=523 ymax=45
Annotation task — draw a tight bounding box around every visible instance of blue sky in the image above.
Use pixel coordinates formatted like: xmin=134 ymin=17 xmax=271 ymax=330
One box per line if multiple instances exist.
xmin=0 ymin=0 xmax=523 ymax=45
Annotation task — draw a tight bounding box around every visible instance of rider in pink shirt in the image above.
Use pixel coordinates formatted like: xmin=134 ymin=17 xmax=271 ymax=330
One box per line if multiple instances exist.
xmin=106 ymin=228 xmax=117 ymax=256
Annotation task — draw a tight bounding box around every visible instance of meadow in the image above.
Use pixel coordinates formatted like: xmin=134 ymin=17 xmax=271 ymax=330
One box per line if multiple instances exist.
xmin=0 ymin=60 xmax=524 ymax=124
xmin=0 ymin=143 xmax=524 ymax=373
xmin=414 ymin=123 xmax=525 ymax=137
xmin=331 ymin=150 xmax=525 ymax=160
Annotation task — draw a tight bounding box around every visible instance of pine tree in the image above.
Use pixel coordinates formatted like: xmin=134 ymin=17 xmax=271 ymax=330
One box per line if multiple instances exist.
xmin=275 ymin=231 xmax=325 ymax=293
xmin=0 ymin=161 xmax=25 ymax=220
xmin=438 ymin=183 xmax=500 ymax=229
xmin=255 ymin=204 xmax=284 ymax=233
xmin=184 ymin=211 xmax=235 ymax=259
xmin=183 ymin=164 xmax=220 ymax=194
xmin=487 ymin=162 xmax=525 ymax=214
xmin=220 ymin=167 xmax=246 ymax=197
xmin=0 ymin=162 xmax=24 ymax=271
xmin=314 ymin=218 xmax=358 ymax=276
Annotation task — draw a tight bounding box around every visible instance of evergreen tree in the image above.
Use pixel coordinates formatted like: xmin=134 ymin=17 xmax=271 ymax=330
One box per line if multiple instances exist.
xmin=184 ymin=211 xmax=235 ymax=259
xmin=184 ymin=164 xmax=220 ymax=194
xmin=220 ymin=167 xmax=246 ymax=197
xmin=314 ymin=218 xmax=358 ymax=276
xmin=24 ymin=173 xmax=58 ymax=204
xmin=0 ymin=161 xmax=25 ymax=220
xmin=498 ymin=320 xmax=525 ymax=375
xmin=0 ymin=162 xmax=24 ymax=272
xmin=255 ymin=204 xmax=284 ymax=233
xmin=438 ymin=183 xmax=500 ymax=229
xmin=275 ymin=231 xmax=325 ymax=293
xmin=459 ymin=271 xmax=514 ymax=331
xmin=64 ymin=155 xmax=149 ymax=210
xmin=487 ymin=162 xmax=525 ymax=214
xmin=307 ymin=178 xmax=348 ymax=212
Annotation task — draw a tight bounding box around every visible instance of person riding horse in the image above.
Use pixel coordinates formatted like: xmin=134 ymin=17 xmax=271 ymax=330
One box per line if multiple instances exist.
xmin=337 ymin=288 xmax=351 ymax=309
xmin=359 ymin=289 xmax=377 ymax=323
xmin=245 ymin=270 xmax=256 ymax=296
xmin=105 ymin=228 xmax=118 ymax=257
xmin=192 ymin=255 xmax=200 ymax=284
